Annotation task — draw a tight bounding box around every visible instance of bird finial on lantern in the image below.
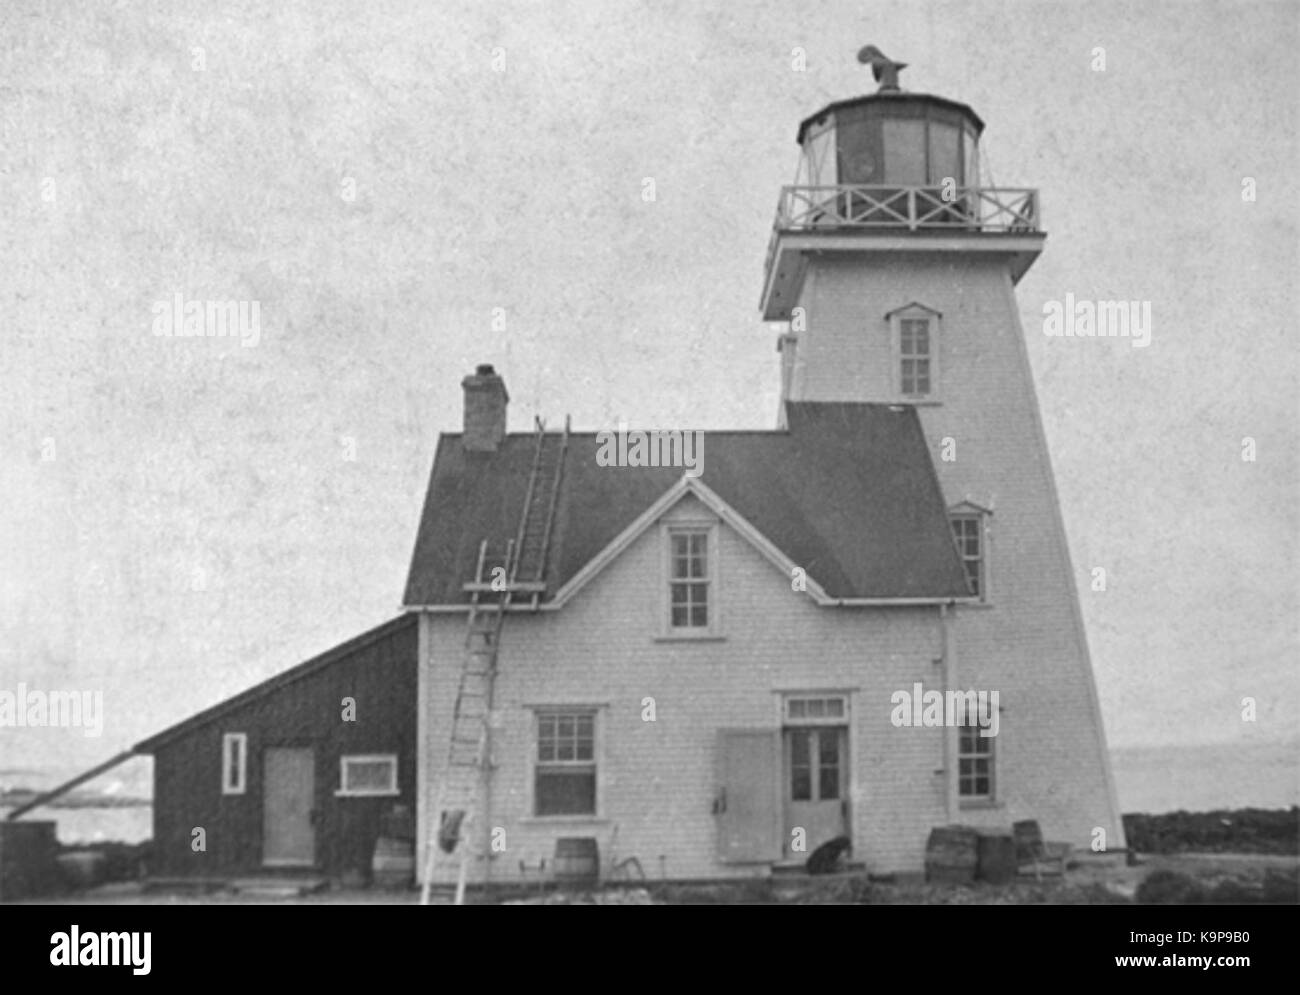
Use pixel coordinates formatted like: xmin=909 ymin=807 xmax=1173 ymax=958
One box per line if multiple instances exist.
xmin=857 ymin=45 xmax=907 ymax=92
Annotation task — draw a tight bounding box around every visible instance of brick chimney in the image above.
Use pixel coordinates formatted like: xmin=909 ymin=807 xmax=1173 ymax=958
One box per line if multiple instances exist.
xmin=461 ymin=364 xmax=509 ymax=452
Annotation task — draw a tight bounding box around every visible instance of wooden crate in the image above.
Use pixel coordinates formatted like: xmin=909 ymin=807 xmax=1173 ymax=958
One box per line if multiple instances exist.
xmin=925 ymin=825 xmax=979 ymax=884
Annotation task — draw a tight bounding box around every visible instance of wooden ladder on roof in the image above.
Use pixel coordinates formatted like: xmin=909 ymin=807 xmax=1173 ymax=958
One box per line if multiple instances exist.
xmin=419 ymin=416 xmax=569 ymax=905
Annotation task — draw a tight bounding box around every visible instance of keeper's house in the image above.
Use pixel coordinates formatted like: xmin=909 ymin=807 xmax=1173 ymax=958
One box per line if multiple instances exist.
xmin=407 ymin=367 xmax=1122 ymax=885
xmin=134 ymin=616 xmax=416 ymax=880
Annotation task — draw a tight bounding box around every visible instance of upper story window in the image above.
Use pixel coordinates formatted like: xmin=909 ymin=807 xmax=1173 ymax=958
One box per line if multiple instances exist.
xmin=886 ymin=302 xmax=942 ymax=401
xmin=900 ymin=319 xmax=932 ymax=395
xmin=948 ymin=501 xmax=992 ymax=601
xmin=665 ymin=525 xmax=718 ymax=635
xmin=221 ymin=732 xmax=247 ymax=795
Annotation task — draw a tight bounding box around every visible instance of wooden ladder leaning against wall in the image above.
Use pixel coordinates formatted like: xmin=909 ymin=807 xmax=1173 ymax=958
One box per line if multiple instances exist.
xmin=419 ymin=416 xmax=569 ymax=905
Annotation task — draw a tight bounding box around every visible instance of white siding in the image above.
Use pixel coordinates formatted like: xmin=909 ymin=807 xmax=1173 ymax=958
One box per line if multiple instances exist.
xmin=418 ymin=493 xmax=950 ymax=883
xmin=791 ymin=251 xmax=1126 ymax=852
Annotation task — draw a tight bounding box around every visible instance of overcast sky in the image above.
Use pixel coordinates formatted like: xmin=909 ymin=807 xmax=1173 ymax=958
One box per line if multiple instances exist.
xmin=2 ymin=0 xmax=1296 ymax=783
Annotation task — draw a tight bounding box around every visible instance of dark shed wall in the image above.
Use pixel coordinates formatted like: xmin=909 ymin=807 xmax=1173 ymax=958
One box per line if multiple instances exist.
xmin=149 ymin=618 xmax=417 ymax=878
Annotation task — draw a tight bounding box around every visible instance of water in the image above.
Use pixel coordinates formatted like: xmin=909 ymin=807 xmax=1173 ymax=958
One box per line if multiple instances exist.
xmin=0 ymin=804 xmax=152 ymax=845
xmin=1111 ymin=740 xmax=1299 ymax=814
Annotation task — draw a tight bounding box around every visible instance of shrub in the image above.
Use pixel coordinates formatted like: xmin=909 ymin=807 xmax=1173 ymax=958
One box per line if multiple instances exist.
xmin=1261 ymin=869 xmax=1299 ymax=905
xmin=1136 ymin=869 xmax=1207 ymax=904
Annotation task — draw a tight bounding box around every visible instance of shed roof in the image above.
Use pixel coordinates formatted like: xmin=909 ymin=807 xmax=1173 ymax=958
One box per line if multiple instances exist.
xmin=133 ymin=615 xmax=415 ymax=753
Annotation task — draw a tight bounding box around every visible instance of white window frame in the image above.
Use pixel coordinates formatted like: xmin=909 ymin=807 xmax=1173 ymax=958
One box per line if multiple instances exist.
xmin=530 ymin=707 xmax=600 ymax=819
xmin=335 ymin=754 xmax=399 ymax=798
xmin=957 ymin=720 xmax=996 ymax=803
xmin=221 ymin=732 xmax=247 ymax=795
xmin=661 ymin=522 xmax=720 ymax=638
xmin=886 ymin=302 xmax=943 ymax=402
xmin=948 ymin=501 xmax=992 ymax=603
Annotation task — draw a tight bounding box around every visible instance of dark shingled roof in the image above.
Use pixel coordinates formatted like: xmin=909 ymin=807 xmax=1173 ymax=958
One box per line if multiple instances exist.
xmin=402 ymin=402 xmax=971 ymax=606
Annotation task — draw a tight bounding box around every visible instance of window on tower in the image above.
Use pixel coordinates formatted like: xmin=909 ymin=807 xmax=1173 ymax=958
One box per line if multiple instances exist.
xmin=900 ymin=318 xmax=932 ymax=395
xmin=950 ymin=514 xmax=983 ymax=597
xmin=948 ymin=501 xmax=992 ymax=602
xmin=886 ymin=302 xmax=942 ymax=401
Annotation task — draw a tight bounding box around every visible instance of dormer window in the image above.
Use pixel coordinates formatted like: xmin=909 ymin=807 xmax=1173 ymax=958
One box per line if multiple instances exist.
xmin=886 ymin=303 xmax=942 ymax=401
xmin=948 ymin=501 xmax=992 ymax=601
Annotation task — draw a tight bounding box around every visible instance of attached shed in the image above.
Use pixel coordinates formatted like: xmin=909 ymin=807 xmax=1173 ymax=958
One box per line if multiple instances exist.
xmin=135 ymin=615 xmax=417 ymax=881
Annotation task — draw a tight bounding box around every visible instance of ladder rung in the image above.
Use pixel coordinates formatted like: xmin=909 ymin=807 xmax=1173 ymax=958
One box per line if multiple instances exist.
xmin=461 ymin=581 xmax=547 ymax=593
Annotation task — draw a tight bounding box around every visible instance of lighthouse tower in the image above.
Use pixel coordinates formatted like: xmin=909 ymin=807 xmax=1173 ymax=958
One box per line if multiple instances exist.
xmin=762 ymin=51 xmax=1125 ymax=851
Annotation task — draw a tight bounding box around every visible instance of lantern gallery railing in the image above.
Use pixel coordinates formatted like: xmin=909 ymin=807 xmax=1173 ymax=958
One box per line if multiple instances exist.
xmin=764 ymin=185 xmax=1040 ymax=292
xmin=774 ymin=185 xmax=1039 ymax=234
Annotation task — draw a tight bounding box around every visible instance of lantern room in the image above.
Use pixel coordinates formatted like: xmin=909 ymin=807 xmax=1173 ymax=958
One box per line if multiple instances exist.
xmin=760 ymin=49 xmax=1045 ymax=321
xmin=793 ymin=92 xmax=983 ymax=189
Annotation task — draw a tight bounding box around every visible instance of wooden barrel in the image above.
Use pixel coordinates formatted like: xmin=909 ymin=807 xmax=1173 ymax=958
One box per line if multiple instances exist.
xmin=553 ymin=838 xmax=599 ymax=885
xmin=924 ymin=825 xmax=978 ymax=884
xmin=371 ymin=836 xmax=414 ymax=887
xmin=976 ymin=831 xmax=1017 ymax=884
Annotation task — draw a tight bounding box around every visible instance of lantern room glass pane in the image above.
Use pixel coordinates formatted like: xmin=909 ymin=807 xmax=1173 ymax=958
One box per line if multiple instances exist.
xmin=801 ymin=126 xmax=836 ymax=186
xmin=928 ymin=122 xmax=961 ymax=186
xmin=835 ymin=115 xmax=881 ymax=184
xmin=963 ymin=127 xmax=979 ymax=187
xmin=881 ymin=118 xmax=926 ymax=185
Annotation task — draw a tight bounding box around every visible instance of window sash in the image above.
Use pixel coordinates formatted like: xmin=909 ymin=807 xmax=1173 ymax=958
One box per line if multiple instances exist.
xmin=537 ymin=712 xmax=595 ymax=763
xmin=534 ymin=766 xmax=597 ymax=816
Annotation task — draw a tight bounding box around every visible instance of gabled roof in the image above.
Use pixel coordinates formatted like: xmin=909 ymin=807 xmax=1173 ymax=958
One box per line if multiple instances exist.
xmin=402 ymin=402 xmax=971 ymax=607
xmin=949 ymin=498 xmax=994 ymax=515
xmin=134 ymin=615 xmax=415 ymax=753
xmin=885 ymin=301 xmax=943 ymax=318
